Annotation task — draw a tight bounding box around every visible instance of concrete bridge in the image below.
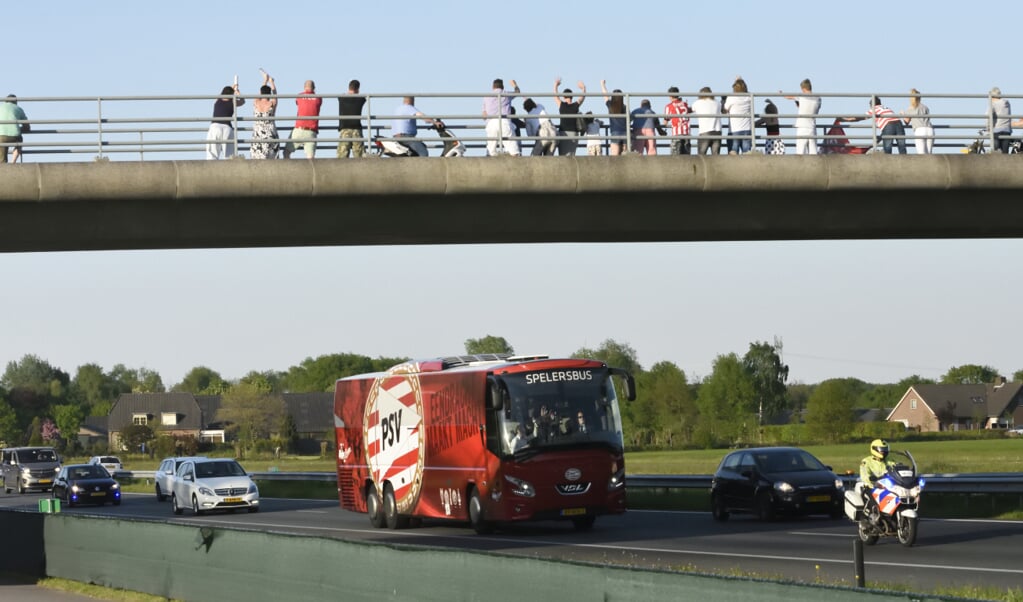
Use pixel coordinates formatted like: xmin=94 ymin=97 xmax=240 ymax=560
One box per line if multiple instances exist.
xmin=1 ymin=154 xmax=1020 ymax=253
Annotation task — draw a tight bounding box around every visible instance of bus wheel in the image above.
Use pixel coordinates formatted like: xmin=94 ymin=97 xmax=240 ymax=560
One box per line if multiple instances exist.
xmin=572 ymin=515 xmax=596 ymax=531
xmin=383 ymin=484 xmax=409 ymax=529
xmin=468 ymin=487 xmax=494 ymax=535
xmin=367 ymin=486 xmax=385 ymax=528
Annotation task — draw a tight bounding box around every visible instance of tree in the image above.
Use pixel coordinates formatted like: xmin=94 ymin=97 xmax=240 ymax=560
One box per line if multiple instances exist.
xmin=572 ymin=339 xmax=642 ymax=374
xmin=941 ymin=364 xmax=1000 ymax=385
xmin=52 ymin=404 xmax=84 ymax=450
xmin=120 ymin=423 xmax=155 ymax=453
xmin=216 ymin=382 xmax=287 ymax=449
xmin=240 ymin=370 xmax=283 ymax=393
xmin=695 ymin=353 xmax=756 ymax=446
xmin=108 ymin=364 xmax=166 ymax=394
xmin=41 ymin=418 xmax=60 ymax=445
xmin=0 ymin=399 xmax=19 ymax=446
xmin=26 ymin=417 xmax=43 ymax=446
xmin=173 ymin=366 xmax=227 ymax=395
xmin=742 ymin=340 xmax=789 ymax=423
xmin=280 ymin=353 xmax=407 ymax=393
xmin=71 ymin=363 xmax=113 ymax=410
xmin=1013 ymin=369 xmax=1023 ymax=383
xmin=634 ymin=361 xmax=695 ymax=447
xmin=805 ymin=379 xmax=858 ymax=443
xmin=464 ymin=335 xmax=514 ymax=355
xmin=2 ymin=354 xmax=71 ymax=429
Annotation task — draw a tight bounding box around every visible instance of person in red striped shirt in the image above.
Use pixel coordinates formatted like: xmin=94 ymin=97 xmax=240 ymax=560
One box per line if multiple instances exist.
xmin=841 ymin=96 xmax=907 ymax=154
xmin=664 ymin=87 xmax=691 ymax=155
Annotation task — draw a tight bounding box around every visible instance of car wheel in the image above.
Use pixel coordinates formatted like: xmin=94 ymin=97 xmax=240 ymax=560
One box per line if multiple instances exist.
xmin=572 ymin=515 xmax=596 ymax=531
xmin=756 ymin=492 xmax=776 ymax=522
xmin=171 ymin=493 xmax=183 ymax=515
xmin=192 ymin=494 xmax=204 ymax=516
xmin=366 ymin=486 xmax=385 ymax=528
xmin=468 ymin=487 xmax=494 ymax=535
xmin=17 ymin=480 xmax=25 ymax=495
xmin=155 ymin=483 xmax=166 ymax=502
xmin=711 ymin=492 xmax=730 ymax=522
xmin=383 ymin=484 xmax=409 ymax=529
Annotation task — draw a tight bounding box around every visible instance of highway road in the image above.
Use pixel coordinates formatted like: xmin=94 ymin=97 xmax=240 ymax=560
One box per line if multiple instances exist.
xmin=3 ymin=490 xmax=1021 ymax=594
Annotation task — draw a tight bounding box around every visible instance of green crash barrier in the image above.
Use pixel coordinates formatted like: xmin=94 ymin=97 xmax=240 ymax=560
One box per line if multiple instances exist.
xmin=39 ymin=514 xmax=933 ymax=602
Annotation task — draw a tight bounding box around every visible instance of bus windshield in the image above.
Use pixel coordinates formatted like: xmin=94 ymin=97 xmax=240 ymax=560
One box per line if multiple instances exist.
xmin=495 ymin=367 xmax=624 ymax=457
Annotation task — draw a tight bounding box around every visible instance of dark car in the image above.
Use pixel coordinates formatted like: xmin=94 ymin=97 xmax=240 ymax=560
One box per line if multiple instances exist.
xmin=710 ymin=447 xmax=843 ymax=521
xmin=52 ymin=464 xmax=121 ymax=507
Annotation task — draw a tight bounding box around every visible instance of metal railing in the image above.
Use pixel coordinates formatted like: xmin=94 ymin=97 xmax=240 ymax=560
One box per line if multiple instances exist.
xmin=115 ymin=470 xmax=1023 ymax=493
xmin=2 ymin=90 xmax=1020 ymax=161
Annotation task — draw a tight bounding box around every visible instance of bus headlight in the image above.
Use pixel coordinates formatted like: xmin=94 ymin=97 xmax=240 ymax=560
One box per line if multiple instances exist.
xmin=504 ymin=475 xmax=535 ymax=498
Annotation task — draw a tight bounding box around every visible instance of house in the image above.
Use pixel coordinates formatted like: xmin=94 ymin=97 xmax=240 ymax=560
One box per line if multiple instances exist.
xmin=108 ymin=392 xmax=225 ymax=449
xmin=107 ymin=391 xmax=334 ymax=451
xmin=77 ymin=415 xmax=109 ymax=449
xmin=887 ymin=379 xmax=1023 ymax=432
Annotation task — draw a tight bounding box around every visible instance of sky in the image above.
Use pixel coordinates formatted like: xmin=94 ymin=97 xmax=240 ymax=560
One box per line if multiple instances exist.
xmin=3 ymin=1 xmax=1023 ymax=388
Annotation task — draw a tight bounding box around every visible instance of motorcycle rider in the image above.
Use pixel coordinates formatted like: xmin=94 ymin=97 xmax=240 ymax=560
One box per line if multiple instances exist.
xmin=859 ymin=438 xmax=896 ymax=517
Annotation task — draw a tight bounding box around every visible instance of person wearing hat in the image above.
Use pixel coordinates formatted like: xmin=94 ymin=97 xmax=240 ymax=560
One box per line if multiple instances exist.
xmin=552 ymin=77 xmax=586 ymax=155
xmin=989 ymin=87 xmax=1012 ymax=153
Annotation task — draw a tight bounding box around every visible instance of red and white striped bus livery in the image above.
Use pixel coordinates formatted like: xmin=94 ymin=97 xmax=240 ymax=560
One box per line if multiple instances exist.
xmin=334 ymin=354 xmax=635 ymax=533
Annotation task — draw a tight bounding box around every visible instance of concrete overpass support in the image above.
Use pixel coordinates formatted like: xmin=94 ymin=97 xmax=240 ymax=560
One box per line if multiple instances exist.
xmin=0 ymin=155 xmax=1021 ymax=253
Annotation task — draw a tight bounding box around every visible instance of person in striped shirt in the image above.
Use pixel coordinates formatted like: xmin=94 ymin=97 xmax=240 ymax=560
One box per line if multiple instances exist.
xmin=842 ymin=96 xmax=907 ymax=154
xmin=664 ymin=87 xmax=691 ymax=155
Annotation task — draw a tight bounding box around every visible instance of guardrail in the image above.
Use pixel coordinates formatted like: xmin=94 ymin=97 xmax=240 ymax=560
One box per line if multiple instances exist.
xmin=115 ymin=470 xmax=1023 ymax=493
xmin=2 ymin=90 xmax=1021 ymax=160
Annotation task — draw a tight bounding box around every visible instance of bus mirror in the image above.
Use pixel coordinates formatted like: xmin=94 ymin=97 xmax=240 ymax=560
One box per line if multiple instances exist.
xmin=487 ymin=378 xmax=505 ymax=411
xmin=609 ymin=368 xmax=637 ymax=401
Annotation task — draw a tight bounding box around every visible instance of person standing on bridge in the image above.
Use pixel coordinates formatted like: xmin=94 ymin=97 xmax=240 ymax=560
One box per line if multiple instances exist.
xmin=601 ymin=81 xmax=628 ymax=156
xmin=841 ymin=96 xmax=907 ymax=154
xmin=553 ymin=78 xmax=586 ymax=155
xmin=337 ymin=79 xmax=367 ymax=158
xmin=901 ymin=89 xmax=933 ymax=154
xmin=723 ymin=77 xmax=753 ymax=155
xmin=206 ymin=83 xmax=245 ymax=160
xmin=0 ymin=95 xmax=29 ymax=163
xmin=989 ymin=87 xmax=1012 ymax=154
xmin=785 ymin=78 xmax=820 ymax=155
xmin=664 ymin=87 xmax=692 ymax=156
xmin=522 ymin=98 xmax=557 ymax=156
xmin=284 ymin=80 xmax=322 ymax=159
xmin=691 ymin=87 xmax=722 ymax=155
xmin=483 ymin=78 xmax=521 ymax=156
xmin=250 ymin=71 xmax=279 ymax=160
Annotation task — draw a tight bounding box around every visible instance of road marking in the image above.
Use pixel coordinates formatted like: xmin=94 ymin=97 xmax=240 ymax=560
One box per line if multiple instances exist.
xmin=297 ymin=510 xmax=327 ymax=514
xmin=787 ymin=531 xmax=856 ymax=538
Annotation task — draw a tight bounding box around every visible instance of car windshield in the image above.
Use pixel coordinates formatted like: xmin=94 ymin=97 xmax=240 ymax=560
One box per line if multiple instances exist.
xmin=195 ymin=461 xmax=246 ymax=478
xmin=72 ymin=466 xmax=108 ymax=479
xmin=24 ymin=449 xmax=57 ymax=462
xmin=495 ymin=367 xmax=624 ymax=457
xmin=100 ymin=456 xmax=120 ymax=464
xmin=754 ymin=450 xmax=828 ymax=473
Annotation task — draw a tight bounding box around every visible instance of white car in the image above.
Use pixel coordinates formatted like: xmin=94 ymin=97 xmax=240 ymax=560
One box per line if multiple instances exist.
xmin=155 ymin=456 xmax=206 ymax=502
xmin=88 ymin=455 xmax=123 ymax=476
xmin=171 ymin=458 xmax=259 ymax=515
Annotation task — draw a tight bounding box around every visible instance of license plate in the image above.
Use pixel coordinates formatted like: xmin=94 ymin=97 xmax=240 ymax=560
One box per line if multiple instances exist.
xmin=561 ymin=507 xmax=586 ymax=516
xmin=91 ymin=492 xmax=106 ymax=497
xmin=38 ymin=479 xmax=52 ymax=484
xmin=224 ymin=497 xmax=242 ymax=503
xmin=807 ymin=495 xmax=830 ymax=503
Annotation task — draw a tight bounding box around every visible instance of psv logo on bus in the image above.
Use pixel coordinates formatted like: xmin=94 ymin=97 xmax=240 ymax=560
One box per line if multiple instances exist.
xmin=364 ymin=366 xmax=426 ymax=514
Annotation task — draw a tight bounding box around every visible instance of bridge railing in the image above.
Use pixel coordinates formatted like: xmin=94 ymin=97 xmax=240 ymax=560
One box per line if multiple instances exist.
xmin=1 ymin=91 xmax=1019 ymax=161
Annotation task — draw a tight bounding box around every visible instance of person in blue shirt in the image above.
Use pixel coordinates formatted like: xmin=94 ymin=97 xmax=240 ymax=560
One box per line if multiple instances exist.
xmin=392 ymin=96 xmax=441 ymax=157
xmin=630 ymin=99 xmax=660 ymax=155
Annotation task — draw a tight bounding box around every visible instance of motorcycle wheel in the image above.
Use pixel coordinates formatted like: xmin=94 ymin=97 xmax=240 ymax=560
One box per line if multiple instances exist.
xmin=858 ymin=520 xmax=879 ymax=546
xmin=897 ymin=515 xmax=918 ymax=547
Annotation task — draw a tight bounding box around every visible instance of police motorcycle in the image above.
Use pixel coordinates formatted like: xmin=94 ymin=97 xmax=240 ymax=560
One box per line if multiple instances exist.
xmin=844 ymin=450 xmax=925 ymax=547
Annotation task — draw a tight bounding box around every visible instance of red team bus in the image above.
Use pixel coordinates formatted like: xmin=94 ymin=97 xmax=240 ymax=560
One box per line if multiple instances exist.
xmin=333 ymin=354 xmax=635 ymax=533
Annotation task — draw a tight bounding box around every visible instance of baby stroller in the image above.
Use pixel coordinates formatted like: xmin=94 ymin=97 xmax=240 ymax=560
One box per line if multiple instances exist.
xmin=964 ymin=129 xmax=1021 ymax=154
xmin=820 ymin=119 xmax=871 ymax=154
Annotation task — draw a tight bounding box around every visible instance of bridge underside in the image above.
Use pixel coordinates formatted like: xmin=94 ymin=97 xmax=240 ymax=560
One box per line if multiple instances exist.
xmin=0 ymin=155 xmax=1019 ymax=253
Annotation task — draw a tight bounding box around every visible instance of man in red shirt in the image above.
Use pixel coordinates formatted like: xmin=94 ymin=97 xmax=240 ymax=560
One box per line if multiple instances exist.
xmin=664 ymin=87 xmax=691 ymax=155
xmin=284 ymin=80 xmax=323 ymax=159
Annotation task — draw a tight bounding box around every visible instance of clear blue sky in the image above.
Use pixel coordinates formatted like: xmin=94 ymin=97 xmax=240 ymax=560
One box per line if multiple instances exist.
xmin=3 ymin=1 xmax=1022 ymax=387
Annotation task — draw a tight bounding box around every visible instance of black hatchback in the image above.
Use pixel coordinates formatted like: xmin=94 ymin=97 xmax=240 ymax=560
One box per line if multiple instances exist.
xmin=710 ymin=447 xmax=843 ymax=521
xmin=52 ymin=464 xmax=121 ymax=507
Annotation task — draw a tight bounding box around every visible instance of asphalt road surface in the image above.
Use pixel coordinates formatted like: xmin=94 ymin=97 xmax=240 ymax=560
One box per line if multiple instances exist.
xmin=3 ymin=490 xmax=1022 ymax=593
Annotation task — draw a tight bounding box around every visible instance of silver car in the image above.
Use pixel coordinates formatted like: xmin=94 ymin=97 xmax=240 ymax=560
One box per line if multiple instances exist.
xmin=155 ymin=456 xmax=206 ymax=501
xmin=170 ymin=458 xmax=259 ymax=515
xmin=1 ymin=447 xmax=62 ymax=494
xmin=88 ymin=455 xmax=123 ymax=476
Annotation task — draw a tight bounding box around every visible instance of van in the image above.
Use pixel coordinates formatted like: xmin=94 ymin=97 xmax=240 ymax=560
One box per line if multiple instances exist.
xmin=1 ymin=447 xmax=62 ymax=494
